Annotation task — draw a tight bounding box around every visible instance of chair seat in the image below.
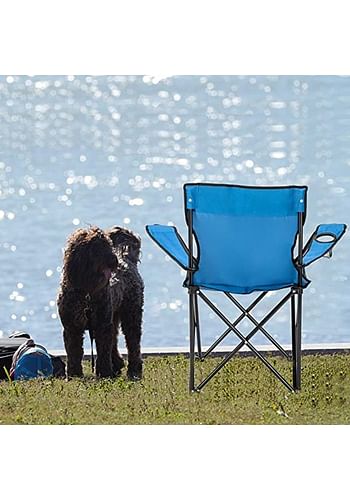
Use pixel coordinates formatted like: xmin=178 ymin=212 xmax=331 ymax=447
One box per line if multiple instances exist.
xmin=191 ymin=278 xmax=299 ymax=294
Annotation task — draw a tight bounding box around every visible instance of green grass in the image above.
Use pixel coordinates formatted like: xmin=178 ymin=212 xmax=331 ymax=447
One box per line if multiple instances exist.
xmin=0 ymin=354 xmax=349 ymax=424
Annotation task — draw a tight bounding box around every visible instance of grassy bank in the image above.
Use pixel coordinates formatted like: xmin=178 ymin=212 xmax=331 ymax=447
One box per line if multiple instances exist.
xmin=0 ymin=354 xmax=349 ymax=424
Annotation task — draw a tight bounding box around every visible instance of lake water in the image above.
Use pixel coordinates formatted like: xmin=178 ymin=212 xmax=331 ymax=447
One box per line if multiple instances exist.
xmin=0 ymin=75 xmax=349 ymax=350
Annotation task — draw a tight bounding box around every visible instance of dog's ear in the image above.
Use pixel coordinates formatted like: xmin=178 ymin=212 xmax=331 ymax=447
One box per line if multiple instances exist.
xmin=64 ymin=228 xmax=96 ymax=290
xmin=128 ymin=239 xmax=141 ymax=263
xmin=65 ymin=244 xmax=91 ymax=290
xmin=107 ymin=226 xmax=141 ymax=263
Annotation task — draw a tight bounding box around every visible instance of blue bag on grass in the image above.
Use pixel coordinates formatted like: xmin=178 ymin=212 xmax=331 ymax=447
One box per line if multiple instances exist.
xmin=10 ymin=339 xmax=53 ymax=380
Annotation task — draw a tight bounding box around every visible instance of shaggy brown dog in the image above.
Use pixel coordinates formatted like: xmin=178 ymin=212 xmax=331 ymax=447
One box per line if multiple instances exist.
xmin=57 ymin=226 xmax=144 ymax=379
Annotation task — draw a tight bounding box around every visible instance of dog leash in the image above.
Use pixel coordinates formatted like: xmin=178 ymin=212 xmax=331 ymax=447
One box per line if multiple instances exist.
xmin=86 ymin=297 xmax=95 ymax=374
xmin=89 ymin=329 xmax=95 ymax=374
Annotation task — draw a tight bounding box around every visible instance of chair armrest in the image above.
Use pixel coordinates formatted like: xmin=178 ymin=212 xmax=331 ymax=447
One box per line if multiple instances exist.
xmin=302 ymin=223 xmax=347 ymax=267
xmin=145 ymin=224 xmax=196 ymax=271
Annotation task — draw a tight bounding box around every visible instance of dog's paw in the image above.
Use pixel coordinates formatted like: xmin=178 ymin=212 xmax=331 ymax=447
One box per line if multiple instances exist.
xmin=66 ymin=368 xmax=83 ymax=379
xmin=95 ymin=358 xmax=114 ymax=378
xmin=112 ymin=356 xmax=125 ymax=377
xmin=112 ymin=368 xmax=123 ymax=378
xmin=127 ymin=361 xmax=143 ymax=381
xmin=96 ymin=370 xmax=114 ymax=379
xmin=127 ymin=371 xmax=142 ymax=382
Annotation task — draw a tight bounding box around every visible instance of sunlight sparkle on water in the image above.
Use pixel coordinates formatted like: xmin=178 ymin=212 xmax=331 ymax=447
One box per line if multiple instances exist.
xmin=0 ymin=75 xmax=348 ymax=348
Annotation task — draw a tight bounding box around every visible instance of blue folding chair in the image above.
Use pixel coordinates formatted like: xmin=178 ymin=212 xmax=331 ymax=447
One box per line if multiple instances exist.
xmin=146 ymin=183 xmax=346 ymax=392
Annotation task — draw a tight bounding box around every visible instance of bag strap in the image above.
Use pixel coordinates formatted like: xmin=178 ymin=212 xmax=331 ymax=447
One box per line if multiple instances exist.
xmin=10 ymin=339 xmax=35 ymax=378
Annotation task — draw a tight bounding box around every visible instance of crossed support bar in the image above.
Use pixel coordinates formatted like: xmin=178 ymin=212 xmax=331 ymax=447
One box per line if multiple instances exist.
xmin=188 ymin=286 xmax=303 ymax=393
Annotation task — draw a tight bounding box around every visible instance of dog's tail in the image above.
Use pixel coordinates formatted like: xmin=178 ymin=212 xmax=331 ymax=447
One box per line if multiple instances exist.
xmin=107 ymin=226 xmax=141 ymax=264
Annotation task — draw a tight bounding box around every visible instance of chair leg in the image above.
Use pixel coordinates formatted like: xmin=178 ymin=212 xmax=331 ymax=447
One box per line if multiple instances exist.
xmin=292 ymin=290 xmax=302 ymax=391
xmin=189 ymin=289 xmax=196 ymax=392
xmin=291 ymin=293 xmax=297 ymax=387
xmin=194 ymin=291 xmax=202 ymax=360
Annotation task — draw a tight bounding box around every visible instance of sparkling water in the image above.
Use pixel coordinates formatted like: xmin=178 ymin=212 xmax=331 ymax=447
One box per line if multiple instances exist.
xmin=0 ymin=75 xmax=349 ymax=349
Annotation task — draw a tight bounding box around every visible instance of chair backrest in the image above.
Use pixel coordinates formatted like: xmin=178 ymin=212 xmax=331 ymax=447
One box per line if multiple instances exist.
xmin=184 ymin=183 xmax=308 ymax=293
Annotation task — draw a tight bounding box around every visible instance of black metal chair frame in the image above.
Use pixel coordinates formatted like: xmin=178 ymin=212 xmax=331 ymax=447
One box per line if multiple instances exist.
xmin=187 ymin=210 xmax=305 ymax=393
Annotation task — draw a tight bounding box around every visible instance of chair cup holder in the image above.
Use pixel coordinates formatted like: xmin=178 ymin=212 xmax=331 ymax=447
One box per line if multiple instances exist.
xmin=314 ymin=233 xmax=336 ymax=244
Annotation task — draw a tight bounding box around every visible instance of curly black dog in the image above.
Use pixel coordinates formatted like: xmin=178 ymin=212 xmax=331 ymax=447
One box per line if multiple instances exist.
xmin=57 ymin=225 xmax=144 ymax=380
